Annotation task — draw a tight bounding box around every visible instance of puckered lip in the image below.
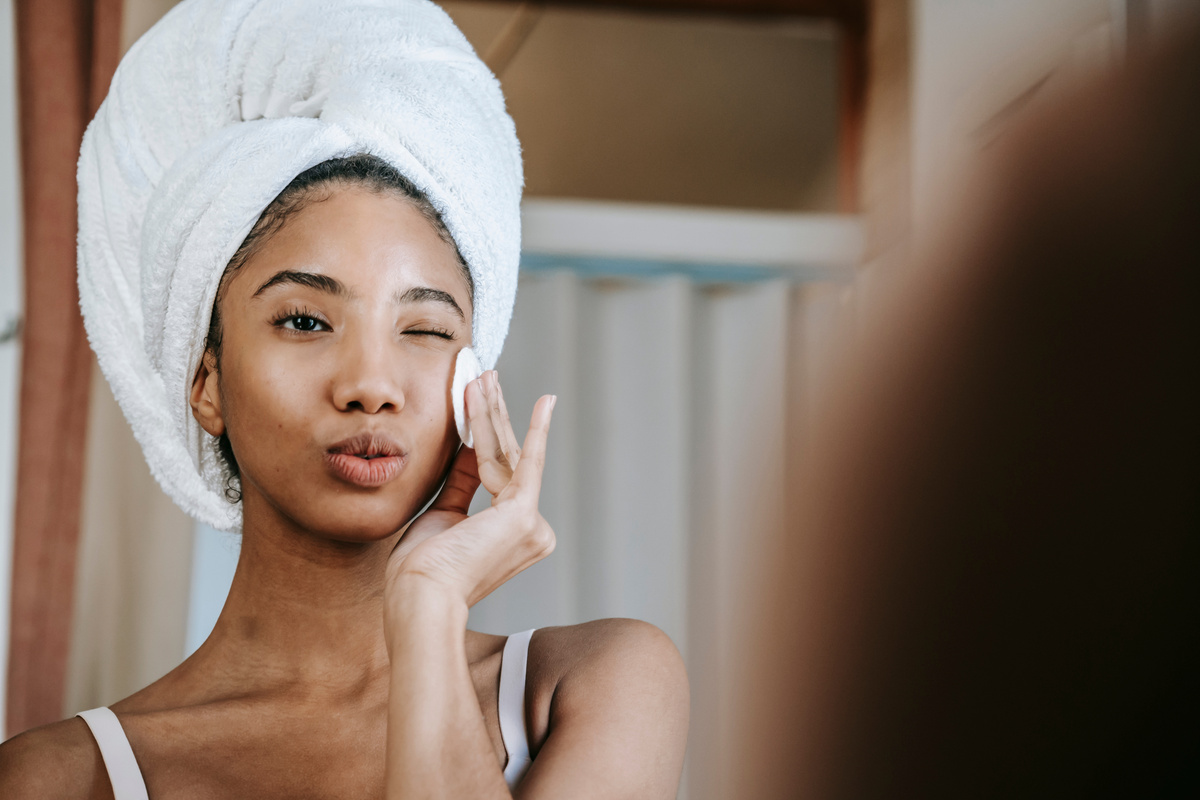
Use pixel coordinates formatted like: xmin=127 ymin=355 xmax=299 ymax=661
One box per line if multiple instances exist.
xmin=326 ymin=432 xmax=406 ymax=459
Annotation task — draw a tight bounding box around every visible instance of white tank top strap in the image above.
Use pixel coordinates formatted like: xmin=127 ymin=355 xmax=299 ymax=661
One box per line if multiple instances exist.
xmin=498 ymin=628 xmax=537 ymax=788
xmin=76 ymin=707 xmax=149 ymax=800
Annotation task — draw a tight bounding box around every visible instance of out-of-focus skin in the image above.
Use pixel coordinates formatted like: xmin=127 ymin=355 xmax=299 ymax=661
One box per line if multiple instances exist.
xmin=735 ymin=20 xmax=1199 ymax=799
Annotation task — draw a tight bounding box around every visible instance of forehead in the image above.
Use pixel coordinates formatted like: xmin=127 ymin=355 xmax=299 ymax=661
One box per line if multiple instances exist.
xmin=230 ymin=186 xmax=471 ymax=304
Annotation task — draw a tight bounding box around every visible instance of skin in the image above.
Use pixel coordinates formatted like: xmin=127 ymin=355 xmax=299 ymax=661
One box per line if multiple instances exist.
xmin=0 ymin=187 xmax=689 ymax=798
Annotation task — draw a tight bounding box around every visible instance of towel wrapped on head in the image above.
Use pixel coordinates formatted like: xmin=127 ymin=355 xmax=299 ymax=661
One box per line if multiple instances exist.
xmin=77 ymin=0 xmax=523 ymax=532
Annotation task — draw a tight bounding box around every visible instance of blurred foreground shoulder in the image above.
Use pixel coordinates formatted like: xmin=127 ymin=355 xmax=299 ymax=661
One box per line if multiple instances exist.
xmin=0 ymin=718 xmax=110 ymax=799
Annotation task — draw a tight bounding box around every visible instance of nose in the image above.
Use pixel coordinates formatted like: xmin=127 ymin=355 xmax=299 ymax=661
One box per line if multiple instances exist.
xmin=331 ymin=331 xmax=406 ymax=415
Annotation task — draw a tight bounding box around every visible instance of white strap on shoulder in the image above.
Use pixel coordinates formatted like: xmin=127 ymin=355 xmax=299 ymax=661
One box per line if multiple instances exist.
xmin=499 ymin=628 xmax=536 ymax=787
xmin=76 ymin=707 xmax=150 ymax=800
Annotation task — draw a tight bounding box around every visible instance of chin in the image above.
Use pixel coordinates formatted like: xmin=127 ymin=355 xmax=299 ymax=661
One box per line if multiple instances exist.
xmin=286 ymin=476 xmax=441 ymax=541
xmin=299 ymin=497 xmax=424 ymax=543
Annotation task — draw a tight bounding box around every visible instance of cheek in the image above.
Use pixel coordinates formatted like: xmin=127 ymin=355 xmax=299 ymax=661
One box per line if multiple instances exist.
xmin=219 ymin=344 xmax=324 ymax=470
xmin=215 ymin=341 xmax=462 ymax=536
xmin=408 ymin=372 xmax=458 ymax=451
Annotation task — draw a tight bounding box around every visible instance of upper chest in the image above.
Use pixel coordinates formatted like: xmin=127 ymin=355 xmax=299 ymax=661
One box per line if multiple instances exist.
xmin=110 ymin=651 xmax=518 ymax=800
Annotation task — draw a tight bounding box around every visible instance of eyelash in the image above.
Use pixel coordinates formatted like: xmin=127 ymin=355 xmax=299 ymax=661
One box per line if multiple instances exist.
xmin=270 ymin=307 xmax=455 ymax=340
xmin=410 ymin=325 xmax=455 ymax=340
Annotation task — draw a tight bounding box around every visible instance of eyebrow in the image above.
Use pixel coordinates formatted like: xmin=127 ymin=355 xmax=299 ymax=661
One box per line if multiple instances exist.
xmin=253 ymin=269 xmax=465 ymax=321
xmin=394 ymin=286 xmax=465 ymax=322
xmin=253 ymin=270 xmax=350 ymax=299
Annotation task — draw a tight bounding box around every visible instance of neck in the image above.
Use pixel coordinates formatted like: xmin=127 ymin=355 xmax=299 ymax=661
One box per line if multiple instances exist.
xmin=186 ymin=492 xmax=402 ymax=699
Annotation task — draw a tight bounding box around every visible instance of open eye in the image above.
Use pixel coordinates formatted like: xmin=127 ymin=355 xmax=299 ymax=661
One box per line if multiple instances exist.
xmin=281 ymin=315 xmax=327 ymax=332
xmin=272 ymin=307 xmax=331 ymax=333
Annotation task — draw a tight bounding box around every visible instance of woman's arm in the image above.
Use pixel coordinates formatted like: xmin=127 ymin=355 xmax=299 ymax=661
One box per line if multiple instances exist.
xmin=383 ymin=372 xmax=556 ymax=799
xmin=384 ymin=592 xmax=689 ymax=800
xmin=382 ymin=373 xmax=689 ymax=798
xmin=384 ymin=580 xmax=505 ymax=798
xmin=0 ymin=719 xmax=110 ymax=799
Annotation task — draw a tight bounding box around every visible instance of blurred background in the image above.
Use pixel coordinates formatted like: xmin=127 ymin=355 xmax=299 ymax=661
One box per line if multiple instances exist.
xmin=0 ymin=1 xmax=1190 ymax=797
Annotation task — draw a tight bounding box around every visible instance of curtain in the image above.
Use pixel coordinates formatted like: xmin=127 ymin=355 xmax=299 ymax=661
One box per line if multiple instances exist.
xmin=468 ymin=266 xmax=849 ymax=800
xmin=6 ymin=0 xmax=122 ymax=736
xmin=64 ymin=362 xmax=194 ymax=715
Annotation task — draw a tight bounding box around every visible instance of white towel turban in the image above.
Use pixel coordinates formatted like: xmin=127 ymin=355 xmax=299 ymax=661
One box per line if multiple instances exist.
xmin=77 ymin=0 xmax=523 ymax=531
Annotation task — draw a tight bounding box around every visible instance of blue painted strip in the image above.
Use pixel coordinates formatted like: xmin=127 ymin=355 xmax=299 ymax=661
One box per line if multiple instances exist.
xmin=519 ymin=252 xmax=850 ymax=284
xmin=184 ymin=523 xmax=240 ymax=657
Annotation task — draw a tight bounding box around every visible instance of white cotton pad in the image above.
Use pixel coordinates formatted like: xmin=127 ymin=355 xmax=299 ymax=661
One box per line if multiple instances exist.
xmin=452 ymin=347 xmax=483 ymax=448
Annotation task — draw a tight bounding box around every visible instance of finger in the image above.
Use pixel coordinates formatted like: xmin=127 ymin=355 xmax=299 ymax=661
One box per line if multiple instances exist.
xmin=509 ymin=394 xmax=556 ymax=502
xmin=468 ymin=374 xmax=514 ymax=494
xmin=428 ymin=446 xmax=481 ymax=515
xmin=487 ymin=371 xmax=522 ymax=469
xmin=489 ymin=374 xmax=523 ymax=470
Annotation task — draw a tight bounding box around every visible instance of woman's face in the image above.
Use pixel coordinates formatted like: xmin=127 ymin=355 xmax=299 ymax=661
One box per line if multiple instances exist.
xmin=195 ymin=186 xmax=473 ymax=541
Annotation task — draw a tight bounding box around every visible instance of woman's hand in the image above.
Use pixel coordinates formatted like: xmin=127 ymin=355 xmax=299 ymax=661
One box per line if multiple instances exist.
xmin=385 ymin=370 xmax=557 ymax=612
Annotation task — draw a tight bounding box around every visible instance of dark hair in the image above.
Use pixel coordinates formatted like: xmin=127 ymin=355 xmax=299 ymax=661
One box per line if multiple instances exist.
xmin=203 ymin=153 xmax=472 ymax=502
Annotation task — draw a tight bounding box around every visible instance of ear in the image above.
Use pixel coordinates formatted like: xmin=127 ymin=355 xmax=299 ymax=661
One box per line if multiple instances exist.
xmin=190 ymin=350 xmax=225 ymax=437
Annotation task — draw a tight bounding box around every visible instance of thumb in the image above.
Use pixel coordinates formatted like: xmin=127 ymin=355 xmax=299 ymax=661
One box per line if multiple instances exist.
xmin=429 ymin=446 xmax=482 ymax=515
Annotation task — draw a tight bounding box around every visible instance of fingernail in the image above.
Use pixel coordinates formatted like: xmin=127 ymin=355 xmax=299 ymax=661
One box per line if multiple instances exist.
xmin=550 ymin=395 xmax=558 ymax=413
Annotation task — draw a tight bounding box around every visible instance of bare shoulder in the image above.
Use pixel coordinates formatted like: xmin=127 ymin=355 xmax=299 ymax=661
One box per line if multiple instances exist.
xmin=520 ymin=619 xmax=689 ymax=797
xmin=0 ymin=717 xmax=112 ymax=800
xmin=533 ymin=617 xmax=688 ymax=695
xmin=537 ymin=621 xmax=686 ymax=722
xmin=550 ymin=618 xmax=686 ymax=717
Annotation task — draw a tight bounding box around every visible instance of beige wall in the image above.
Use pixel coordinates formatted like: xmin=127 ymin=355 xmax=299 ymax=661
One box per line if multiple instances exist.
xmin=444 ymin=1 xmax=840 ymax=210
xmin=120 ymin=0 xmax=182 ymax=50
xmin=911 ymin=0 xmax=1120 ymax=230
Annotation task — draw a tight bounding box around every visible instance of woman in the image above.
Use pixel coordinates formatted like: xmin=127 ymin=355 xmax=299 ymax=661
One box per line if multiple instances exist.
xmin=0 ymin=1 xmax=689 ymax=797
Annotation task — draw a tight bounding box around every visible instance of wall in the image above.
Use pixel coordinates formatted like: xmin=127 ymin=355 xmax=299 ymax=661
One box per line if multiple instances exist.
xmin=121 ymin=0 xmax=180 ymax=49
xmin=443 ymin=0 xmax=840 ymax=211
xmin=911 ymin=0 xmax=1119 ymax=230
xmin=909 ymin=0 xmax=1197 ymax=236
